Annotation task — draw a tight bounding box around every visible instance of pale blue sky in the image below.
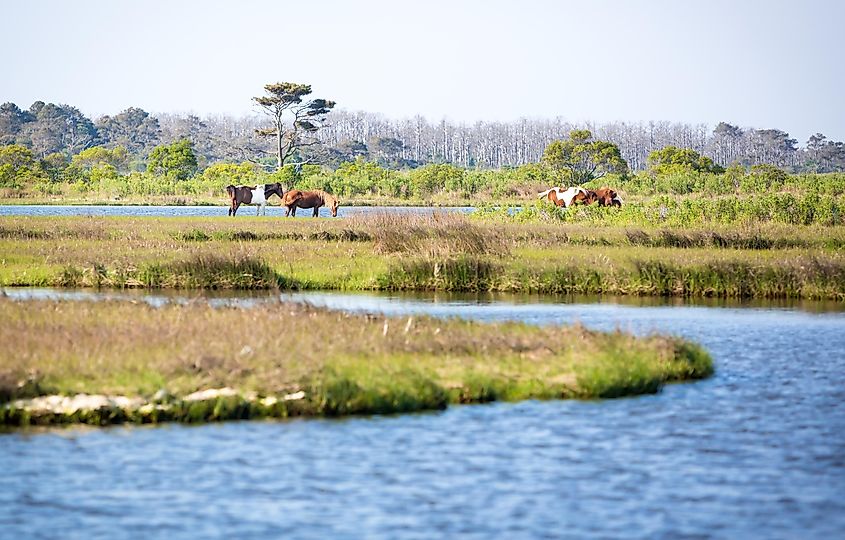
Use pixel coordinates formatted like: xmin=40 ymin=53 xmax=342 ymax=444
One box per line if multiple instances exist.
xmin=3 ymin=0 xmax=843 ymax=142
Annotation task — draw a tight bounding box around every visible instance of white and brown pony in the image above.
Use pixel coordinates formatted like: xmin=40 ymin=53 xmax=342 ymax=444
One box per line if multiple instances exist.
xmin=281 ymin=189 xmax=339 ymax=217
xmin=538 ymin=186 xmax=596 ymax=208
xmin=226 ymin=183 xmax=284 ymax=216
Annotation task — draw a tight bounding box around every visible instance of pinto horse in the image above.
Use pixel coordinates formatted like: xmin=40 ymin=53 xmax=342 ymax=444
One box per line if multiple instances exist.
xmin=281 ymin=189 xmax=339 ymax=217
xmin=592 ymin=187 xmax=623 ymax=207
xmin=226 ymin=183 xmax=284 ymax=216
xmin=538 ymin=187 xmax=596 ymax=208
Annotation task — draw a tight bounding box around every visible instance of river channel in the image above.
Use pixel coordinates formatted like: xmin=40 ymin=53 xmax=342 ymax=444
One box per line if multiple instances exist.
xmin=1 ymin=289 xmax=844 ymax=539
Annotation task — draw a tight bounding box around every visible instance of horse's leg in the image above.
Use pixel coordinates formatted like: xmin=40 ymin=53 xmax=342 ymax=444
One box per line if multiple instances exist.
xmin=313 ymin=205 xmax=319 ymax=217
xmin=232 ymin=201 xmax=239 ymax=216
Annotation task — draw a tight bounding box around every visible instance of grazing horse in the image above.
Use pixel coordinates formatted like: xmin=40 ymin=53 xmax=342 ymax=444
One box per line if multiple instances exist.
xmin=226 ymin=183 xmax=284 ymax=216
xmin=538 ymin=186 xmax=595 ymax=208
xmin=592 ymin=187 xmax=623 ymax=207
xmin=282 ymin=189 xmax=339 ymax=217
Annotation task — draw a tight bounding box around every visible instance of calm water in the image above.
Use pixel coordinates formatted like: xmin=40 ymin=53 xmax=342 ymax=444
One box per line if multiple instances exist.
xmin=0 ymin=204 xmax=472 ymax=218
xmin=2 ymin=290 xmax=845 ymax=539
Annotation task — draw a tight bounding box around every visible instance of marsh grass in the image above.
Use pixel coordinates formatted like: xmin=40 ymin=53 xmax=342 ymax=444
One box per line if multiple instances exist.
xmin=140 ymin=253 xmax=284 ymax=289
xmin=349 ymin=212 xmax=510 ymax=257
xmin=380 ymin=256 xmax=500 ymax=291
xmin=0 ymin=298 xmax=713 ymax=426
xmin=2 ymin=216 xmax=844 ymax=299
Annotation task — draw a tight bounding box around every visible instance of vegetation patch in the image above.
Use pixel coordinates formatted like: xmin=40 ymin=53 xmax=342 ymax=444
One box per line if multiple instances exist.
xmin=0 ymin=298 xmax=713 ymax=427
xmin=139 ymin=254 xmax=284 ymax=289
xmin=2 ymin=216 xmax=844 ymax=299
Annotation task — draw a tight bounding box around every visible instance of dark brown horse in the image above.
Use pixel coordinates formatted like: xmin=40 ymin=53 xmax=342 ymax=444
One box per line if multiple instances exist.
xmin=281 ymin=189 xmax=339 ymax=217
xmin=591 ymin=187 xmax=623 ymax=207
xmin=226 ymin=183 xmax=284 ymax=216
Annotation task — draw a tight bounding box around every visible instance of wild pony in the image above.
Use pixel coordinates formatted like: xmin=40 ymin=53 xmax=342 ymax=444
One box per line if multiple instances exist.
xmin=226 ymin=183 xmax=284 ymax=216
xmin=537 ymin=186 xmax=596 ymax=208
xmin=281 ymin=189 xmax=340 ymax=217
xmin=592 ymin=187 xmax=623 ymax=207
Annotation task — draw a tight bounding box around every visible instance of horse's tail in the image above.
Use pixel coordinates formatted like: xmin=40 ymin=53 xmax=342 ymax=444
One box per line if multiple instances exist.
xmin=538 ymin=188 xmax=553 ymax=199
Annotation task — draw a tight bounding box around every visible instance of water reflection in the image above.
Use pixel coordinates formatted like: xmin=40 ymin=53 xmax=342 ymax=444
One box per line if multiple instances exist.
xmin=4 ymin=287 xmax=843 ymax=315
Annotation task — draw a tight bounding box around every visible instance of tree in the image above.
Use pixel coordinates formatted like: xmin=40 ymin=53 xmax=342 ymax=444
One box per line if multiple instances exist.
xmin=71 ymin=145 xmax=129 ymax=172
xmin=748 ymin=129 xmax=797 ymax=168
xmin=647 ymin=146 xmax=724 ymax=174
xmin=806 ymin=133 xmax=845 ymax=173
xmin=19 ymin=102 xmax=97 ymax=156
xmin=710 ymin=122 xmax=744 ymax=166
xmin=542 ymin=130 xmax=628 ymax=185
xmin=0 ymin=144 xmax=45 ymax=187
xmin=368 ymin=136 xmax=407 ymax=168
xmin=95 ymin=107 xmax=161 ymax=155
xmin=0 ymin=103 xmax=34 ymax=145
xmin=146 ymin=139 xmax=197 ymax=180
xmin=253 ymin=82 xmax=335 ymax=169
xmin=40 ymin=152 xmax=69 ymax=182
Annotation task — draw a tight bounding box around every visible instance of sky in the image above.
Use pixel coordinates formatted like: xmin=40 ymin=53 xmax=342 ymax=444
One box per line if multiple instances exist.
xmin=3 ymin=0 xmax=844 ymax=143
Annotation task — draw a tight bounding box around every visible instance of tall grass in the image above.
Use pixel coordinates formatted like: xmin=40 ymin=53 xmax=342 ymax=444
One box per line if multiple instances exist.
xmin=140 ymin=254 xmax=284 ymax=289
xmin=0 ymin=298 xmax=713 ymax=426
xmin=349 ymin=211 xmax=509 ymax=257
xmin=55 ymin=253 xmax=286 ymax=289
xmin=2 ymin=216 xmax=844 ymax=299
xmin=377 ymin=254 xmax=845 ymax=299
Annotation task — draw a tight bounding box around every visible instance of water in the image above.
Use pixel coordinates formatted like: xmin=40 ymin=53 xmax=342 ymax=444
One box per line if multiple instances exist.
xmin=2 ymin=290 xmax=845 ymax=539
xmin=0 ymin=204 xmax=473 ymax=218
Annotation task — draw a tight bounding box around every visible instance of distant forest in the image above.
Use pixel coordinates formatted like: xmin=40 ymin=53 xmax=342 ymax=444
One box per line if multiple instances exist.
xmin=2 ymin=101 xmax=844 ymax=173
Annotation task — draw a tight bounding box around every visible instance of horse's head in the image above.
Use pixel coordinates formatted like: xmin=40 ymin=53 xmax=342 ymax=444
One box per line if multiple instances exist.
xmin=225 ymin=185 xmax=236 ymax=197
xmin=596 ymin=187 xmax=617 ymax=206
xmin=328 ymin=195 xmax=339 ymax=217
xmin=265 ymin=182 xmax=284 ymax=200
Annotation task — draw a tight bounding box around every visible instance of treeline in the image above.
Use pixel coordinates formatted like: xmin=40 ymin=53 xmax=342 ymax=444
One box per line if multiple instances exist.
xmin=2 ymin=100 xmax=845 ymax=173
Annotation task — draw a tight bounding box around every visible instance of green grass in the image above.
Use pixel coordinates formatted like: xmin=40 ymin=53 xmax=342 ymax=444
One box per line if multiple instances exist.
xmin=1 ymin=215 xmax=844 ymax=299
xmin=0 ymin=297 xmax=712 ymax=426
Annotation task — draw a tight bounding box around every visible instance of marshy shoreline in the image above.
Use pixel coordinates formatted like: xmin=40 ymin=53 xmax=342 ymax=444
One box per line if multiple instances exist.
xmin=1 ymin=213 xmax=844 ymax=299
xmin=0 ymin=296 xmax=712 ymax=428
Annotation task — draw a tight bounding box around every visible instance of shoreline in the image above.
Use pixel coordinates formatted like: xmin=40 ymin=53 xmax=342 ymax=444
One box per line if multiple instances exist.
xmin=0 ymin=297 xmax=713 ymax=428
xmin=2 ymin=215 xmax=844 ymax=300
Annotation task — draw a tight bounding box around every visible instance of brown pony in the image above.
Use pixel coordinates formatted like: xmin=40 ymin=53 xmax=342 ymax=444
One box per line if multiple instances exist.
xmin=592 ymin=187 xmax=623 ymax=207
xmin=282 ymin=189 xmax=340 ymax=217
xmin=226 ymin=183 xmax=284 ymax=216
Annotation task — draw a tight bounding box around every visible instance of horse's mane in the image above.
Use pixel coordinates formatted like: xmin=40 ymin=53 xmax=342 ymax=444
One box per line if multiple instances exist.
xmin=316 ymin=190 xmax=337 ymax=205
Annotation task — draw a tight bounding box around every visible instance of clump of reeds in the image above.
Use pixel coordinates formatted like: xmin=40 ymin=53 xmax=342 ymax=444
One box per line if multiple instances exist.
xmin=349 ymin=212 xmax=509 ymax=257
xmin=381 ymin=255 xmax=500 ymax=291
xmin=140 ymin=253 xmax=283 ymax=289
